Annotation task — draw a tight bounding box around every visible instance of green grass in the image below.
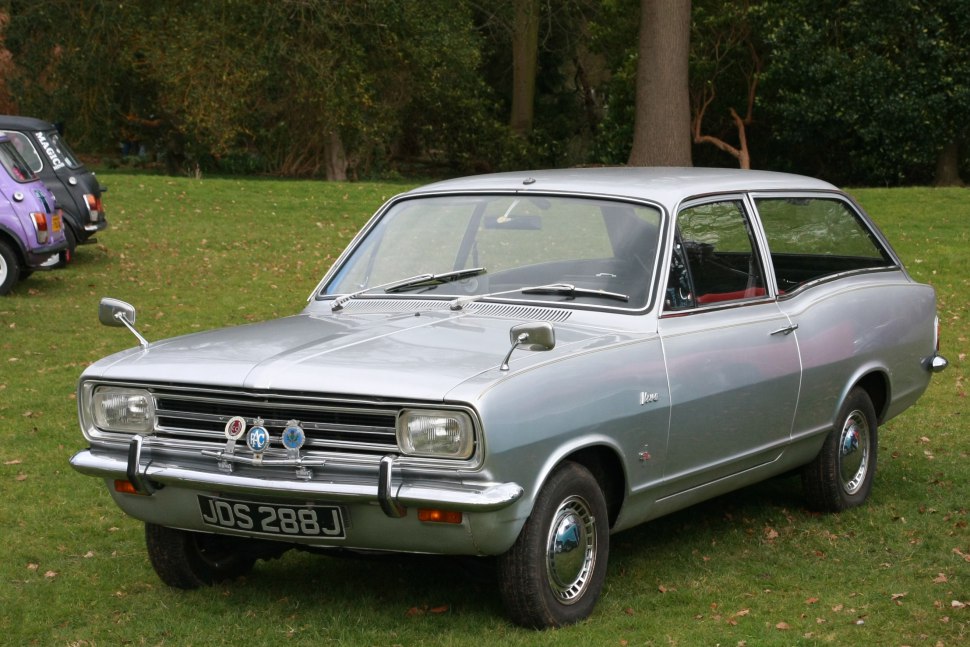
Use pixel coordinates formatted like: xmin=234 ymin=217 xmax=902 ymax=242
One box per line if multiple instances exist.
xmin=0 ymin=175 xmax=965 ymax=646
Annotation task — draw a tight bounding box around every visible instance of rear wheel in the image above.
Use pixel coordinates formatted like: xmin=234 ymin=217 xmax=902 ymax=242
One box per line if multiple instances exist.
xmin=59 ymin=225 xmax=77 ymax=266
xmin=145 ymin=523 xmax=259 ymax=589
xmin=497 ymin=461 xmax=609 ymax=628
xmin=0 ymin=240 xmax=21 ymax=295
xmin=802 ymin=388 xmax=878 ymax=512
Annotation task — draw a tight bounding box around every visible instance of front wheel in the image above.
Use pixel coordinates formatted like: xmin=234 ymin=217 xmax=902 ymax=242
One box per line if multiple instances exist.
xmin=802 ymin=388 xmax=878 ymax=512
xmin=145 ymin=523 xmax=258 ymax=589
xmin=497 ymin=461 xmax=610 ymax=628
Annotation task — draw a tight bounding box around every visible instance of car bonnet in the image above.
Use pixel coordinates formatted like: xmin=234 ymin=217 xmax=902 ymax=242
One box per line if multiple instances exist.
xmin=83 ymin=307 xmax=627 ymax=401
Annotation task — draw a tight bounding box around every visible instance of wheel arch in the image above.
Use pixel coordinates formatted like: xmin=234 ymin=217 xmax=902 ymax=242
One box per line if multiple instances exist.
xmin=0 ymin=225 xmax=28 ymax=262
xmin=854 ymin=370 xmax=890 ymax=424
xmin=558 ymin=444 xmax=626 ymax=528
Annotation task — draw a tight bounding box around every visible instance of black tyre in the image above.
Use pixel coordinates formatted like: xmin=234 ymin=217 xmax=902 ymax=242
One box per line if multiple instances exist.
xmin=802 ymin=388 xmax=878 ymax=512
xmin=145 ymin=523 xmax=257 ymax=589
xmin=60 ymin=225 xmax=77 ymax=266
xmin=0 ymin=240 xmax=21 ymax=295
xmin=497 ymin=461 xmax=610 ymax=628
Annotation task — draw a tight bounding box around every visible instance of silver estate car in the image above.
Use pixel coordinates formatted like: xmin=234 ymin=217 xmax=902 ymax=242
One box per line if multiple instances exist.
xmin=71 ymin=168 xmax=947 ymax=627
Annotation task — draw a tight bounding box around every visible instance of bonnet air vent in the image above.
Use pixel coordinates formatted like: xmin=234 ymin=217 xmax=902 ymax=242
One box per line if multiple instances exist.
xmin=469 ymin=303 xmax=572 ymax=322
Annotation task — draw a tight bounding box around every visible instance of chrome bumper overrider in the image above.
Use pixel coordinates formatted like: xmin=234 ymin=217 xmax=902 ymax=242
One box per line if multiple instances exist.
xmin=70 ymin=441 xmax=524 ymax=519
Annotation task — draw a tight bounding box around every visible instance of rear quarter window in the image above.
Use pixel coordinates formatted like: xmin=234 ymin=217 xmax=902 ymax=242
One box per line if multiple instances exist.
xmin=755 ymin=197 xmax=895 ymax=292
xmin=0 ymin=131 xmax=43 ymax=172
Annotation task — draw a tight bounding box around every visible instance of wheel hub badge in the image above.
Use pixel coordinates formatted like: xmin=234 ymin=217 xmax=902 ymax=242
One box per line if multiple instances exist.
xmin=842 ymin=425 xmax=860 ymax=456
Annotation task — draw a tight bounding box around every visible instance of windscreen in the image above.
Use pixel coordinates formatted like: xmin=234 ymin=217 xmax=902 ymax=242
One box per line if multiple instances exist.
xmin=321 ymin=194 xmax=663 ymax=310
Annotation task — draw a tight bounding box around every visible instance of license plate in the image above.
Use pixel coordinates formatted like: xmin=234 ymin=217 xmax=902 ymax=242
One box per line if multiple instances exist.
xmin=198 ymin=496 xmax=345 ymax=539
xmin=52 ymin=214 xmax=62 ymax=232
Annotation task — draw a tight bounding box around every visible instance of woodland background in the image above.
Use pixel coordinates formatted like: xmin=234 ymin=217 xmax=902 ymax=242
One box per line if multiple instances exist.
xmin=0 ymin=0 xmax=967 ymax=186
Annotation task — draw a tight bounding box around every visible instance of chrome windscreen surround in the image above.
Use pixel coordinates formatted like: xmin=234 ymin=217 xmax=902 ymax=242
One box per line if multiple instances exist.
xmin=79 ymin=381 xmax=482 ymax=469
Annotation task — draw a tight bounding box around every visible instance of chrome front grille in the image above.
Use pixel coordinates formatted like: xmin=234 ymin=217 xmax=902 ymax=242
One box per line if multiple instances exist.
xmin=152 ymin=389 xmax=400 ymax=455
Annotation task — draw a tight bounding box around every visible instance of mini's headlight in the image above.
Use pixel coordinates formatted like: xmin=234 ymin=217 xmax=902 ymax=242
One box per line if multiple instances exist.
xmin=92 ymin=386 xmax=155 ymax=433
xmin=397 ymin=409 xmax=474 ymax=459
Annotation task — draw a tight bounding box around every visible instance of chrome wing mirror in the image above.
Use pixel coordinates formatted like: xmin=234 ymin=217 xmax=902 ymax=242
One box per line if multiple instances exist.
xmin=99 ymin=297 xmax=150 ymax=349
xmin=501 ymin=322 xmax=555 ymax=371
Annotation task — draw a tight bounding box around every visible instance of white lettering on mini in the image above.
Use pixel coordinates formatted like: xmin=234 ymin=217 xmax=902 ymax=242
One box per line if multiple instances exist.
xmin=33 ymin=131 xmax=64 ymax=170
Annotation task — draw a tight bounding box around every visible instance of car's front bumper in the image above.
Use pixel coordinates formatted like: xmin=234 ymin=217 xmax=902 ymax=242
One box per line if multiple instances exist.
xmin=70 ymin=440 xmax=526 ymax=554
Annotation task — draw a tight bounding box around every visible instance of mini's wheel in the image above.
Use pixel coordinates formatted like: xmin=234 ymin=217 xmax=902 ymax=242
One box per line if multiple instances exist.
xmin=0 ymin=240 xmax=21 ymax=295
xmin=497 ymin=461 xmax=609 ymax=628
xmin=802 ymin=388 xmax=878 ymax=512
xmin=145 ymin=523 xmax=257 ymax=589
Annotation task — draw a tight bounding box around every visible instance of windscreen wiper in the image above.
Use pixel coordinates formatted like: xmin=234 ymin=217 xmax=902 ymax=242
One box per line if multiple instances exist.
xmin=384 ymin=267 xmax=487 ymax=293
xmin=330 ymin=268 xmax=486 ymax=311
xmin=522 ymin=283 xmax=629 ymax=302
xmin=449 ymin=282 xmax=628 ymax=311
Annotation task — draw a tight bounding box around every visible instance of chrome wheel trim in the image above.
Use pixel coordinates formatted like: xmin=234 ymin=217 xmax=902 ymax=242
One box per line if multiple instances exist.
xmin=0 ymin=252 xmax=7 ymax=286
xmin=839 ymin=409 xmax=870 ymax=495
xmin=545 ymin=495 xmax=597 ymax=604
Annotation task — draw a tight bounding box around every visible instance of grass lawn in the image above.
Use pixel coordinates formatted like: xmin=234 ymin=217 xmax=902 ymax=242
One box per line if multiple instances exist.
xmin=0 ymin=173 xmax=965 ymax=646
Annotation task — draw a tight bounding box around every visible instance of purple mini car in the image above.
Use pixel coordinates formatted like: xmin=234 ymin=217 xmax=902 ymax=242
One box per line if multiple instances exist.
xmin=0 ymin=134 xmax=67 ymax=294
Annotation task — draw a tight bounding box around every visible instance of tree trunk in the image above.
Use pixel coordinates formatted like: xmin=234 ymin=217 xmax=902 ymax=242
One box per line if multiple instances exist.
xmin=325 ymin=131 xmax=348 ymax=181
xmin=510 ymin=0 xmax=540 ymax=137
xmin=934 ymin=141 xmax=965 ymax=186
xmin=628 ymin=0 xmax=692 ymax=167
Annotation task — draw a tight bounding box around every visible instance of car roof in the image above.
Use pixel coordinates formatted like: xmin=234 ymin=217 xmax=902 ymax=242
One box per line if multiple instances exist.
xmin=407 ymin=167 xmax=839 ymax=209
xmin=0 ymin=114 xmax=57 ymax=132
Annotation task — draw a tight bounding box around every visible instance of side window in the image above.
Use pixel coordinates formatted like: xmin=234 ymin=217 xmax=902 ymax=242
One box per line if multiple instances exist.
xmin=0 ymin=131 xmax=43 ymax=173
xmin=755 ymin=197 xmax=895 ymax=292
xmin=665 ymin=200 xmax=765 ymax=310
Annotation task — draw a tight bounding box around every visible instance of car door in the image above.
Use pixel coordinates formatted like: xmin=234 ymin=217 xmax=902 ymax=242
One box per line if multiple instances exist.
xmin=658 ymin=196 xmax=801 ymax=496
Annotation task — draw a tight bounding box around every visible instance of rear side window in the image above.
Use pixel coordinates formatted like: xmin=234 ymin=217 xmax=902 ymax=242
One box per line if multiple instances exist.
xmin=0 ymin=140 xmax=38 ymax=183
xmin=0 ymin=131 xmax=43 ymax=172
xmin=755 ymin=197 xmax=895 ymax=292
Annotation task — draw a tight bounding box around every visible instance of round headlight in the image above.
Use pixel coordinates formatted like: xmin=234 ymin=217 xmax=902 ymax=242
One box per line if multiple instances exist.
xmin=397 ymin=409 xmax=474 ymax=459
xmin=92 ymin=386 xmax=155 ymax=433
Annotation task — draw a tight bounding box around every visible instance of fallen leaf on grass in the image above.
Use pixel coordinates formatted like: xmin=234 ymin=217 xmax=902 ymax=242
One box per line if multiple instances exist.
xmin=3 ymin=459 xmax=21 ymax=465
xmin=953 ymin=548 xmax=970 ymax=563
xmin=775 ymin=622 xmax=790 ymax=630
xmin=44 ymin=570 xmax=57 ymax=579
xmin=891 ymin=593 xmax=907 ymax=605
xmin=953 ymin=600 xmax=967 ymax=609
xmin=933 ymin=573 xmax=948 ymax=584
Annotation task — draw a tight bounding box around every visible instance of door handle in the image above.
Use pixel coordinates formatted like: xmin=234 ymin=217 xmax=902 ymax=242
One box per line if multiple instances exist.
xmin=770 ymin=324 xmax=799 ymax=336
